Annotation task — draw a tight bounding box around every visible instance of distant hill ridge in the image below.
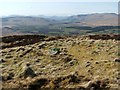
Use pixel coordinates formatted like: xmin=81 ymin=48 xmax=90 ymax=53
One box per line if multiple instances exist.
xmin=1 ymin=13 xmax=118 ymax=36
xmin=2 ymin=13 xmax=118 ymax=26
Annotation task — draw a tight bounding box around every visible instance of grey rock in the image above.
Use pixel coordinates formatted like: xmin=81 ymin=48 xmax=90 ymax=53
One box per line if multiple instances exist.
xmin=69 ymin=59 xmax=78 ymax=66
xmin=17 ymin=64 xmax=36 ymax=78
xmin=38 ymin=42 xmax=46 ymax=49
xmin=16 ymin=47 xmax=25 ymax=52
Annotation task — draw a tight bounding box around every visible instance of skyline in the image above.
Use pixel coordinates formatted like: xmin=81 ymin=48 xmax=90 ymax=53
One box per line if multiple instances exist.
xmin=0 ymin=0 xmax=119 ymax=2
xmin=0 ymin=2 xmax=118 ymax=17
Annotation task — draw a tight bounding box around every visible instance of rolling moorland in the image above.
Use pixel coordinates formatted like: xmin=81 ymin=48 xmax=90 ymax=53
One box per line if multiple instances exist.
xmin=0 ymin=13 xmax=120 ymax=90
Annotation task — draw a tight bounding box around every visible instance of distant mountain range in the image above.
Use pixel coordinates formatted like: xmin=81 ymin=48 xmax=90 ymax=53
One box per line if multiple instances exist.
xmin=1 ymin=13 xmax=119 ymax=36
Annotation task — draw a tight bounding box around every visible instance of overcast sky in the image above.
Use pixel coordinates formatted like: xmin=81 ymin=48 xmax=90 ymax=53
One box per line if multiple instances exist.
xmin=0 ymin=1 xmax=118 ymax=16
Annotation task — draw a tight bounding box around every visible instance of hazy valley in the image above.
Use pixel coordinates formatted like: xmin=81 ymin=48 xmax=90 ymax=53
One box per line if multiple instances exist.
xmin=1 ymin=13 xmax=119 ymax=36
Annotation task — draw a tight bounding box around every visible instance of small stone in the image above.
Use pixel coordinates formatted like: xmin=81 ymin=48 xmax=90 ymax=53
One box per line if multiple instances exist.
xmin=91 ymin=59 xmax=93 ymax=60
xmin=20 ymin=49 xmax=32 ymax=57
xmin=38 ymin=42 xmax=46 ymax=49
xmin=37 ymin=52 xmax=43 ymax=56
xmin=69 ymin=60 xmax=77 ymax=66
xmin=2 ymin=73 xmax=14 ymax=81
xmin=84 ymin=81 xmax=94 ymax=89
xmin=63 ymin=56 xmax=72 ymax=63
xmin=0 ymin=59 xmax=6 ymax=63
xmin=83 ymin=80 xmax=102 ymax=89
xmin=35 ymin=59 xmax=41 ymax=62
xmin=114 ymin=58 xmax=120 ymax=62
xmin=5 ymin=55 xmax=13 ymax=58
xmin=85 ymin=62 xmax=91 ymax=67
xmin=95 ymin=61 xmax=99 ymax=64
xmin=16 ymin=47 xmax=25 ymax=52
xmin=59 ymin=52 xmax=67 ymax=55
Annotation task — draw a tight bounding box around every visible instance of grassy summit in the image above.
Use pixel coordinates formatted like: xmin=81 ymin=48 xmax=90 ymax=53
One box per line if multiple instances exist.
xmin=1 ymin=35 xmax=119 ymax=89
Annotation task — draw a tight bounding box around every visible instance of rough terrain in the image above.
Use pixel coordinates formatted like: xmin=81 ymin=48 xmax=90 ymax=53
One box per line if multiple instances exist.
xmin=0 ymin=35 xmax=120 ymax=90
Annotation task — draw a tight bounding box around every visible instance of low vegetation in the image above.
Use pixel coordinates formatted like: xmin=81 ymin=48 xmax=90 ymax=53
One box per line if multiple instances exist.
xmin=0 ymin=34 xmax=119 ymax=89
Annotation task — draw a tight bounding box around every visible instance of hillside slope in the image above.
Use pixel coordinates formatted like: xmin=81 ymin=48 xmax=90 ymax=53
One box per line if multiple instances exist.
xmin=66 ymin=13 xmax=118 ymax=26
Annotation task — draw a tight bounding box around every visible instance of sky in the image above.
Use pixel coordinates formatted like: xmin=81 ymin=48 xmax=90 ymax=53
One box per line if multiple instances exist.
xmin=0 ymin=1 xmax=119 ymax=16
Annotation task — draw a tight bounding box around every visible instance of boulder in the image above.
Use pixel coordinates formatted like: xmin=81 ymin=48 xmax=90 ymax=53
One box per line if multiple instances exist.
xmin=17 ymin=64 xmax=36 ymax=78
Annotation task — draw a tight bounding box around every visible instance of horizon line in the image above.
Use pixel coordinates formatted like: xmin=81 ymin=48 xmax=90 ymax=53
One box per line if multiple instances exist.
xmin=1 ymin=12 xmax=118 ymax=17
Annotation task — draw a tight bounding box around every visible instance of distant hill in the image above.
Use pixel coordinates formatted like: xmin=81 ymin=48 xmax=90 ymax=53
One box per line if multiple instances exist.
xmin=1 ymin=13 xmax=118 ymax=36
xmin=2 ymin=16 xmax=53 ymax=26
xmin=65 ymin=13 xmax=118 ymax=26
